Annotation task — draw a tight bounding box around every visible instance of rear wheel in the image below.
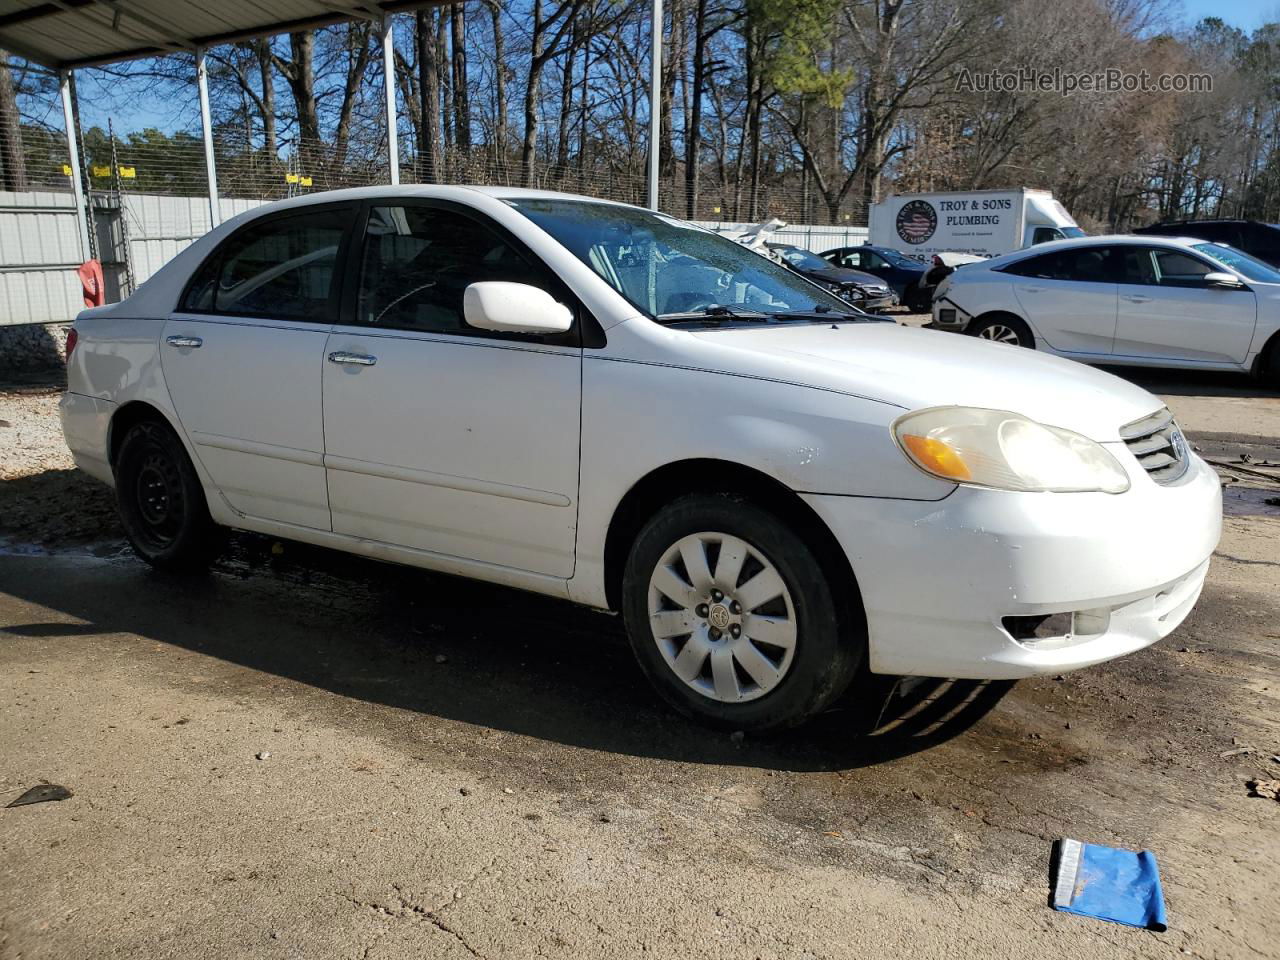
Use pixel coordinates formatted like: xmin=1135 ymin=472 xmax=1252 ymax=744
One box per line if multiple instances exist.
xmin=621 ymin=495 xmax=863 ymax=732
xmin=114 ymin=419 xmax=223 ymax=572
xmin=969 ymin=314 xmax=1035 ymax=348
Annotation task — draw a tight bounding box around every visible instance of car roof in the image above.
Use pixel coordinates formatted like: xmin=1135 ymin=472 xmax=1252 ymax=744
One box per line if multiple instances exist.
xmin=977 ymin=234 xmax=1217 ymax=271
xmin=215 ymin=183 xmax=643 ymax=217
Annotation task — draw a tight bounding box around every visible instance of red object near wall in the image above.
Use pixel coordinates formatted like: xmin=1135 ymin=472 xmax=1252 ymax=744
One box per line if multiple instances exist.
xmin=77 ymin=259 xmax=104 ymax=308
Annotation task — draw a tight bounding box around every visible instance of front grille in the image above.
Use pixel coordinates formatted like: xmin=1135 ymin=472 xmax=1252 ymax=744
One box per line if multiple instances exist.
xmin=1119 ymin=408 xmax=1189 ymax=484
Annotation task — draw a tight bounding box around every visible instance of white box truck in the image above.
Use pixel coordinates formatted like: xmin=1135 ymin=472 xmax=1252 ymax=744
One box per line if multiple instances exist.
xmin=868 ymin=188 xmax=1084 ymax=259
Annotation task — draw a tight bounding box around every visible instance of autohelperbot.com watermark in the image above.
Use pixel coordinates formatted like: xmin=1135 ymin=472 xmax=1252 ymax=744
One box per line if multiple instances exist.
xmin=955 ymin=66 xmax=1212 ymax=97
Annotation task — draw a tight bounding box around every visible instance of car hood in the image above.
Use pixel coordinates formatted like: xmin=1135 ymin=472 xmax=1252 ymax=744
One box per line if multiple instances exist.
xmin=799 ymin=264 xmax=885 ymax=287
xmin=690 ymin=323 xmax=1165 ymax=442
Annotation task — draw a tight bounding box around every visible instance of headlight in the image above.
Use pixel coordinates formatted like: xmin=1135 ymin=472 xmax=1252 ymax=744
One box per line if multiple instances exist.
xmin=892 ymin=407 xmax=1129 ymax=493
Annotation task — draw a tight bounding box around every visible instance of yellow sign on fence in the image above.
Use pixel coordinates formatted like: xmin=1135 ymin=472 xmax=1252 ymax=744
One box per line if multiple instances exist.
xmin=286 ymin=173 xmax=299 ymax=183
xmin=91 ymin=165 xmax=111 ymax=177
xmin=61 ymin=164 xmax=73 ymax=176
xmin=119 ymin=166 xmax=136 ymax=178
xmin=300 ymin=176 xmax=313 ymax=187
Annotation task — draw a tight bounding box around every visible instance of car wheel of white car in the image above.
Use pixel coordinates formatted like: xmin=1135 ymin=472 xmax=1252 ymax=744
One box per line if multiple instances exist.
xmin=114 ymin=418 xmax=223 ymax=572
xmin=969 ymin=314 xmax=1034 ymax=348
xmin=621 ymin=494 xmax=862 ymax=731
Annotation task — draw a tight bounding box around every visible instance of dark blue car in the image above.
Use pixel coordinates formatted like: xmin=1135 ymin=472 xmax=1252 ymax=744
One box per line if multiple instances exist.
xmin=822 ymin=244 xmax=931 ymax=311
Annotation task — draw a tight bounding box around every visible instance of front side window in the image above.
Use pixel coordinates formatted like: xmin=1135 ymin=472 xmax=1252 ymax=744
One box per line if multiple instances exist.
xmin=1152 ymin=249 xmax=1214 ymax=287
xmin=507 ymin=199 xmax=855 ymax=320
xmin=1193 ymin=242 xmax=1280 ymax=283
xmin=357 ymin=205 xmax=558 ymax=333
xmin=182 ymin=207 xmax=348 ymax=319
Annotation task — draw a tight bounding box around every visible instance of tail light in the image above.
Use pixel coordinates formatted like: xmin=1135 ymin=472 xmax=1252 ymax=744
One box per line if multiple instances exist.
xmin=64 ymin=327 xmax=78 ymax=362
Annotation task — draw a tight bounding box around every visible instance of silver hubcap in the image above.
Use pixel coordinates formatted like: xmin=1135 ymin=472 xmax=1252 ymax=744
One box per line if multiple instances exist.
xmin=979 ymin=323 xmax=1020 ymax=345
xmin=647 ymin=532 xmax=798 ymax=703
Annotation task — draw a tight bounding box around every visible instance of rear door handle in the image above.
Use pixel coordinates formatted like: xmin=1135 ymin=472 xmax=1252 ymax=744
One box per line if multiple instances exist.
xmin=1122 ymin=295 xmax=1152 ymax=303
xmin=1020 ymin=285 xmax=1045 ymax=293
xmin=166 ymin=335 xmax=202 ymax=348
xmin=328 ymin=351 xmax=377 ymax=367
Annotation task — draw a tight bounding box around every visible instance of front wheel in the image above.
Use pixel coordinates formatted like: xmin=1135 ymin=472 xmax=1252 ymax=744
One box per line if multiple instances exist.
xmin=969 ymin=314 xmax=1035 ymax=348
xmin=114 ymin=419 xmax=223 ymax=572
xmin=621 ymin=495 xmax=863 ymax=732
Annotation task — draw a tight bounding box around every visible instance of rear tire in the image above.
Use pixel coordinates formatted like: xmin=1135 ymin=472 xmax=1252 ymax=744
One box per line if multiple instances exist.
xmin=114 ymin=419 xmax=223 ymax=572
xmin=968 ymin=313 xmax=1035 ymax=348
xmin=621 ymin=494 xmax=863 ymax=732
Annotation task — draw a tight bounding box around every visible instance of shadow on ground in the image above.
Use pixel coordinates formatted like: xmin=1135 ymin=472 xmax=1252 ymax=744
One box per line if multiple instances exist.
xmin=0 ymin=532 xmax=1012 ymax=773
xmin=1102 ymin=363 xmax=1280 ymax=401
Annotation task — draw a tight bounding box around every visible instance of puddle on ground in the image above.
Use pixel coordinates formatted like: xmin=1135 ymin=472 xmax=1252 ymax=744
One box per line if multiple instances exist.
xmin=1221 ymin=484 xmax=1280 ymax=517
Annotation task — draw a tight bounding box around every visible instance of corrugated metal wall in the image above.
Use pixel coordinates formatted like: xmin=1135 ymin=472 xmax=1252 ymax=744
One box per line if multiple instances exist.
xmin=0 ymin=191 xmax=264 ymax=326
xmin=0 ymin=192 xmax=85 ymax=327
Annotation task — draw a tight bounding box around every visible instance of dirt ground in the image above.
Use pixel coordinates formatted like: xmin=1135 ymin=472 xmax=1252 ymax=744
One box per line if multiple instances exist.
xmin=1 ymin=341 xmax=1279 ymax=960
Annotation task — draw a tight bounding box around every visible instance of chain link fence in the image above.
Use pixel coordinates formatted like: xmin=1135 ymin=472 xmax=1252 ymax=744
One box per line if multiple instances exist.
xmin=0 ymin=121 xmax=870 ymax=226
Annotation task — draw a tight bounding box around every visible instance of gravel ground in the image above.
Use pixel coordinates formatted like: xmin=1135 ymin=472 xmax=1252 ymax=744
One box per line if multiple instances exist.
xmin=0 ymin=377 xmax=120 ymax=546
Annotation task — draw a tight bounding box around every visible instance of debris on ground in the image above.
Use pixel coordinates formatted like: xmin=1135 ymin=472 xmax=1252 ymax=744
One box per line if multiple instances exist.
xmin=7 ymin=784 xmax=73 ymax=807
xmin=1220 ymin=747 xmax=1254 ymax=758
xmin=434 ymin=654 xmax=449 ymax=664
xmin=1246 ymin=779 xmax=1280 ymax=801
xmin=255 ymin=751 xmax=271 ymax=761
xmin=1051 ymin=839 xmax=1167 ymax=931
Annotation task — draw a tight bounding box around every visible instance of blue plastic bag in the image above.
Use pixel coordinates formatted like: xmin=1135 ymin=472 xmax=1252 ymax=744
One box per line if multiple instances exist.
xmin=1051 ymin=839 xmax=1167 ymax=931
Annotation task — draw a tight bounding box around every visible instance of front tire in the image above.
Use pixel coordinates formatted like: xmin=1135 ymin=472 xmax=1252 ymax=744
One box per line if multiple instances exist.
xmin=114 ymin=419 xmax=223 ymax=572
xmin=621 ymin=495 xmax=863 ymax=732
xmin=968 ymin=313 xmax=1035 ymax=348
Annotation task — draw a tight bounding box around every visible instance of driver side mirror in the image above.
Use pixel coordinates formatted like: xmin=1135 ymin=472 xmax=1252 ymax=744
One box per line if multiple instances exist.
xmin=1204 ymin=271 xmax=1245 ymax=289
xmin=464 ymin=282 xmax=573 ymax=334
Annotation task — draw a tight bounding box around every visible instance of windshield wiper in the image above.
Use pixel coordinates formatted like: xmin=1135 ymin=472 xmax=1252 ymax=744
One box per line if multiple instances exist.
xmin=655 ymin=305 xmax=773 ymax=326
xmin=767 ymin=308 xmax=890 ymax=323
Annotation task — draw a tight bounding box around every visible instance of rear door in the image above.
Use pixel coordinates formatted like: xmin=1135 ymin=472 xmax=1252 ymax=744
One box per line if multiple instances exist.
xmin=162 ymin=204 xmax=355 ymax=529
xmin=1112 ymin=245 xmax=1257 ymax=364
xmin=320 ymin=202 xmax=583 ymax=578
xmin=1005 ymin=247 xmax=1118 ymax=355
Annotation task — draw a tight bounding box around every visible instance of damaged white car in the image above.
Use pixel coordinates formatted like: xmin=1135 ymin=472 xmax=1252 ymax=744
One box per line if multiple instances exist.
xmin=61 ymin=187 xmax=1222 ymax=731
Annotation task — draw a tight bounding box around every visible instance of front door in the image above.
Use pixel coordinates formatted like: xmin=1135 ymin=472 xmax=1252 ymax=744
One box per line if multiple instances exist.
xmin=162 ymin=204 xmax=355 ymax=529
xmin=1112 ymin=246 xmax=1257 ymax=364
xmin=321 ymin=203 xmax=582 ymax=578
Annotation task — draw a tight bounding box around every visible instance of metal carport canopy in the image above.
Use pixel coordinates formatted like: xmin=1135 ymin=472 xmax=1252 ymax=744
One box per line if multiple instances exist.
xmin=0 ymin=0 xmax=664 ymax=262
xmin=0 ymin=0 xmax=441 ymax=70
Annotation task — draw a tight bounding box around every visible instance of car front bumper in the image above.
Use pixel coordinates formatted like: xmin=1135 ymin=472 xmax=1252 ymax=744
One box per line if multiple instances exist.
xmin=802 ymin=452 xmax=1222 ymax=679
xmin=930 ymin=296 xmax=970 ymax=332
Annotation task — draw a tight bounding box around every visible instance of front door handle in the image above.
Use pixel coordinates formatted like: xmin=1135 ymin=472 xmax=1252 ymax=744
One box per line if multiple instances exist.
xmin=166 ymin=335 xmax=203 ymax=348
xmin=328 ymin=351 xmax=377 ymax=367
xmin=1122 ymin=295 xmax=1152 ymax=303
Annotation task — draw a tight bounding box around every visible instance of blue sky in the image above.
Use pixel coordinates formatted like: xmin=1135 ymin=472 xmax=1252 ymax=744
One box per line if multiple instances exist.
xmin=64 ymin=0 xmax=1280 ymax=137
xmin=1180 ymin=0 xmax=1274 ymax=31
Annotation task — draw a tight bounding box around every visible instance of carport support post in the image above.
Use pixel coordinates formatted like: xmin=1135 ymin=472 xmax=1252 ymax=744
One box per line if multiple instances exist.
xmin=647 ymin=0 xmax=661 ymax=210
xmin=196 ymin=48 xmax=220 ymax=229
xmin=381 ymin=15 xmax=400 ymax=185
xmin=59 ymin=69 xmax=91 ymax=263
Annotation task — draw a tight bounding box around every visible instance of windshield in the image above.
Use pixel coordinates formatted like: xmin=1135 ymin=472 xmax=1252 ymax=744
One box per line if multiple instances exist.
xmin=772 ymin=246 xmax=831 ymax=270
xmin=875 ymin=247 xmax=919 ymax=268
xmin=506 ymin=198 xmax=857 ymax=320
xmin=1193 ymin=242 xmax=1280 ymax=283
xmin=1061 ymin=226 xmax=1086 ymax=239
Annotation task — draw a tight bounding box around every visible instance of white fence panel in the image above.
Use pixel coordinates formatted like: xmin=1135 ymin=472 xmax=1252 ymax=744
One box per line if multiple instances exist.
xmin=0 ymin=192 xmax=83 ymax=325
xmin=693 ymin=220 xmax=869 ymax=253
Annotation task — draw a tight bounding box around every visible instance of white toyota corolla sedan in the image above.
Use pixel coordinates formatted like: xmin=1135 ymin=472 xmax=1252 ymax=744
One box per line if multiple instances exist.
xmin=60 ymin=187 xmax=1223 ymax=731
xmin=932 ymin=234 xmax=1280 ymax=382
